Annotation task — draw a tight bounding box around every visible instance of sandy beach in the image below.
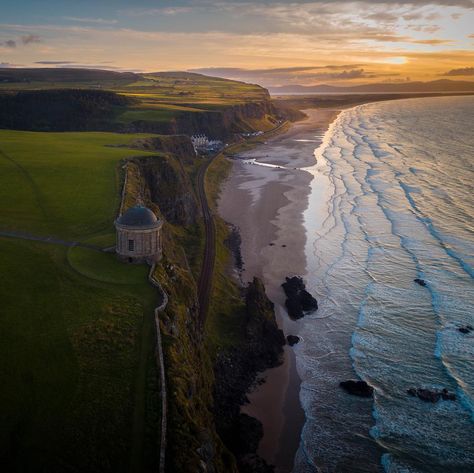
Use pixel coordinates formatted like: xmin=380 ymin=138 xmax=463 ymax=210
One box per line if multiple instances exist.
xmin=218 ymin=109 xmax=340 ymax=472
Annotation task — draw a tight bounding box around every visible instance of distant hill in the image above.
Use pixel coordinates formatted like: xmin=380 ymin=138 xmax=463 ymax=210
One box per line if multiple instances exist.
xmin=269 ymin=79 xmax=474 ymax=94
xmin=0 ymin=67 xmax=138 ymax=84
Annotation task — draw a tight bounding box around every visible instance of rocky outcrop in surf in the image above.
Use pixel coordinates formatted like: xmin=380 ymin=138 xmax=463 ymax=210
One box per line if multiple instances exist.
xmin=287 ymin=335 xmax=300 ymax=346
xmin=282 ymin=276 xmax=318 ymax=319
xmin=407 ymin=387 xmax=456 ymax=402
xmin=340 ymin=380 xmax=374 ymax=398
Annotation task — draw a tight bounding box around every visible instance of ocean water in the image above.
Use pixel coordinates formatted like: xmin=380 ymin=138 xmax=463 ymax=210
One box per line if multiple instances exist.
xmin=293 ymin=96 xmax=474 ymax=472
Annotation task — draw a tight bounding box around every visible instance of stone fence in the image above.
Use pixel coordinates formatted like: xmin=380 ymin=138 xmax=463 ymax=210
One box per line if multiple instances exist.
xmin=148 ymin=264 xmax=168 ymax=473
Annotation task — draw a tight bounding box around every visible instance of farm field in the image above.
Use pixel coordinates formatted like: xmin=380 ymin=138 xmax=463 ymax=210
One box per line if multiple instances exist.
xmin=0 ymin=131 xmax=161 ymax=472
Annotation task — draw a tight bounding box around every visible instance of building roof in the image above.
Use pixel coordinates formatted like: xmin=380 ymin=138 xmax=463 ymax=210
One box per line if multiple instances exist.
xmin=116 ymin=204 xmax=159 ymax=227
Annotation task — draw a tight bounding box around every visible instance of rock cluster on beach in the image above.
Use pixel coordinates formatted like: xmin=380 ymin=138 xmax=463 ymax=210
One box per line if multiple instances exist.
xmin=458 ymin=324 xmax=473 ymax=334
xmin=281 ymin=276 xmax=318 ymax=319
xmin=407 ymin=387 xmax=456 ymax=403
xmin=339 ymin=380 xmax=374 ymax=398
xmin=414 ymin=278 xmax=427 ymax=287
xmin=287 ymin=335 xmax=300 ymax=346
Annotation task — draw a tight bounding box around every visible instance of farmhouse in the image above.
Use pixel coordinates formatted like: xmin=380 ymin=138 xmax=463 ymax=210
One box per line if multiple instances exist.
xmin=115 ymin=203 xmax=163 ymax=263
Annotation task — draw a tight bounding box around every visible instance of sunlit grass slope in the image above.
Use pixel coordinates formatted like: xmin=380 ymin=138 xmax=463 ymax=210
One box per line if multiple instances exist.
xmin=0 ymin=130 xmax=157 ymax=238
xmin=0 ymin=70 xmax=270 ymax=126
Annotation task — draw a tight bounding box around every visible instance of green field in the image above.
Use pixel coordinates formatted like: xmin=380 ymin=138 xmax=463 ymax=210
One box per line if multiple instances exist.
xmin=0 ymin=70 xmax=270 ymax=127
xmin=0 ymin=131 xmax=161 ymax=472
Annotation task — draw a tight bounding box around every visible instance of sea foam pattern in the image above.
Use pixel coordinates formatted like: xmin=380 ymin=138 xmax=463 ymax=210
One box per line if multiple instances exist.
xmin=294 ymin=96 xmax=474 ymax=473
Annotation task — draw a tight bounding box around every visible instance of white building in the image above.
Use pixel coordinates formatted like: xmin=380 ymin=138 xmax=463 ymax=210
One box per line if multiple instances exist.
xmin=191 ymin=134 xmax=223 ymax=152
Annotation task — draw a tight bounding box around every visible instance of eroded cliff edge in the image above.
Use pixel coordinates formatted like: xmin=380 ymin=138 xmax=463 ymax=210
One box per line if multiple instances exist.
xmin=126 ymin=136 xmax=286 ymax=472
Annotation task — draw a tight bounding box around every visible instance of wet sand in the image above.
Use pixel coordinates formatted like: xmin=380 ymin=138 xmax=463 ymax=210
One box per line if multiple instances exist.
xmin=218 ymin=109 xmax=340 ymax=472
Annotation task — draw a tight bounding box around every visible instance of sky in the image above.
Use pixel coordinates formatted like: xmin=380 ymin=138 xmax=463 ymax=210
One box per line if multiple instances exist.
xmin=1 ymin=0 xmax=473 ymax=86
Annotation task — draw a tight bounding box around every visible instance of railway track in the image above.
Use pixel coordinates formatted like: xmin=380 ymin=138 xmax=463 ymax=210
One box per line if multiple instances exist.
xmin=195 ymin=121 xmax=289 ymax=324
xmin=196 ymin=153 xmax=218 ymax=325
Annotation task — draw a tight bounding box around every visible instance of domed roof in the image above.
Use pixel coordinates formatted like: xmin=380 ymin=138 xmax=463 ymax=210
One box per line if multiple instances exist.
xmin=116 ymin=204 xmax=159 ymax=227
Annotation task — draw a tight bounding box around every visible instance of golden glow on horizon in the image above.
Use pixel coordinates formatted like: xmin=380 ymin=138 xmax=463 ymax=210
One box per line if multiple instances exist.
xmin=0 ymin=1 xmax=473 ymax=86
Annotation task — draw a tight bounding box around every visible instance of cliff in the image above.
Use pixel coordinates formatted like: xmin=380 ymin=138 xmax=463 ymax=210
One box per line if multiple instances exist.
xmin=124 ymin=101 xmax=279 ymax=139
xmin=0 ymin=90 xmax=281 ymax=138
xmin=123 ymin=134 xmax=286 ymax=472
xmin=0 ymin=89 xmax=134 ymax=131
xmin=123 ymin=139 xmax=235 ymax=472
xmin=214 ymin=278 xmax=286 ymax=472
xmin=128 ymin=136 xmax=199 ymax=226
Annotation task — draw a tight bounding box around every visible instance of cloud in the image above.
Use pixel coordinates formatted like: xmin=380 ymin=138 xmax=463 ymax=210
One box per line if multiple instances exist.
xmin=443 ymin=66 xmax=474 ymax=75
xmin=413 ymin=38 xmax=454 ymax=44
xmin=192 ymin=65 xmax=368 ymax=76
xmin=62 ymin=16 xmax=118 ymax=25
xmin=21 ymin=34 xmax=41 ymax=44
xmin=123 ymin=6 xmax=193 ymax=16
xmin=35 ymin=60 xmax=76 ymax=64
xmin=190 ymin=65 xmax=399 ymax=86
xmin=0 ymin=62 xmax=23 ymax=67
xmin=368 ymin=12 xmax=399 ymax=22
xmin=408 ymin=24 xmax=441 ymax=33
xmin=32 ymin=59 xmax=141 ymax=72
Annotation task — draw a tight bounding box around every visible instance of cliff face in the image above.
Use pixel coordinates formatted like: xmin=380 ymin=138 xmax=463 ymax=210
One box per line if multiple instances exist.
xmin=130 ymin=135 xmax=197 ymax=166
xmin=124 ymin=144 xmax=235 ymax=473
xmin=214 ymin=278 xmax=286 ymax=472
xmin=0 ymin=89 xmax=134 ymax=131
xmin=130 ymin=136 xmax=199 ymax=226
xmin=125 ymin=100 xmax=279 ymax=138
xmin=140 ymin=157 xmax=198 ymax=226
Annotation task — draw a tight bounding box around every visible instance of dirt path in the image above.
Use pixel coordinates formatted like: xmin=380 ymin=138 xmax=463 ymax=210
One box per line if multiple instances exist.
xmin=0 ymin=229 xmax=103 ymax=251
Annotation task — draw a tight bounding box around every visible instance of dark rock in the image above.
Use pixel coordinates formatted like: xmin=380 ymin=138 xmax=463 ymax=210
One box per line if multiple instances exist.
xmin=214 ymin=278 xmax=284 ymax=472
xmin=139 ymin=155 xmax=199 ymax=226
xmin=414 ymin=278 xmax=427 ymax=287
xmin=238 ymin=454 xmax=275 ymax=473
xmin=458 ymin=325 xmax=473 ymax=334
xmin=224 ymin=224 xmax=243 ymax=271
xmin=441 ymin=388 xmax=456 ymax=401
xmin=281 ymin=244 xmax=287 ymax=248
xmin=287 ymin=335 xmax=300 ymax=346
xmin=281 ymin=276 xmax=318 ymax=319
xmin=232 ymin=414 xmax=263 ymax=455
xmin=340 ymin=380 xmax=374 ymax=398
xmin=407 ymin=387 xmax=456 ymax=403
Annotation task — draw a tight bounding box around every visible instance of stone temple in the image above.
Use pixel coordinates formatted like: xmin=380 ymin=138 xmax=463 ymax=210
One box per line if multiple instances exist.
xmin=115 ymin=204 xmax=163 ymax=264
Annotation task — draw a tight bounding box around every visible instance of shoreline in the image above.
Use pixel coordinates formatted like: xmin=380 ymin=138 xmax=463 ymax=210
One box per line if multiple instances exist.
xmin=218 ymin=109 xmax=340 ymax=472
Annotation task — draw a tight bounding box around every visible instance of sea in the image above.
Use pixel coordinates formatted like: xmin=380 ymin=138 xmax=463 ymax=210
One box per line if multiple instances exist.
xmin=293 ymin=96 xmax=474 ymax=472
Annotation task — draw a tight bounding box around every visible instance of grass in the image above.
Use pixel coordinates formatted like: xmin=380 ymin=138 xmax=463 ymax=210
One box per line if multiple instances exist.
xmin=0 ymin=130 xmax=157 ymax=239
xmin=204 ymin=155 xmax=246 ymax=352
xmin=0 ymin=130 xmax=162 ymax=472
xmin=67 ymin=246 xmax=149 ymax=285
xmin=0 ymin=71 xmax=270 ymax=129
xmin=115 ymin=109 xmax=182 ymax=124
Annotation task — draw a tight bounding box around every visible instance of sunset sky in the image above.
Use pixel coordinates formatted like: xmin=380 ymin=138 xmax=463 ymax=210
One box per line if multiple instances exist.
xmin=1 ymin=0 xmax=473 ymax=86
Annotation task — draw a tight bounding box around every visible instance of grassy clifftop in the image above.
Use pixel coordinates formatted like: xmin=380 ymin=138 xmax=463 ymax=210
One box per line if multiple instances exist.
xmin=0 ymin=70 xmax=290 ymax=472
xmin=0 ymin=69 xmax=277 ymax=136
xmin=0 ymin=131 xmax=162 ymax=472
